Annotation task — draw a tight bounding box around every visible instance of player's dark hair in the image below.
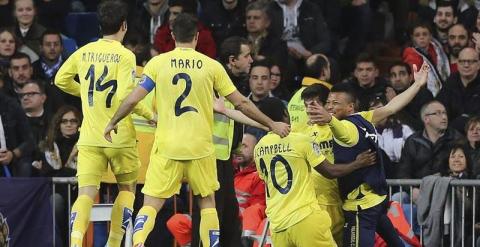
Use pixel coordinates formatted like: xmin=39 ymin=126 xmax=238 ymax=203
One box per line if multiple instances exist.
xmin=171 ymin=13 xmax=198 ymax=43
xmin=258 ymin=97 xmax=287 ymax=122
xmin=219 ymin=36 xmax=250 ymax=65
xmin=40 ymin=29 xmax=63 ymax=46
xmin=97 ymin=0 xmax=128 ymax=36
xmin=330 ymin=83 xmax=358 ymax=105
xmin=301 ymin=84 xmax=330 ymax=105
xmin=304 ymin=54 xmax=329 ymax=78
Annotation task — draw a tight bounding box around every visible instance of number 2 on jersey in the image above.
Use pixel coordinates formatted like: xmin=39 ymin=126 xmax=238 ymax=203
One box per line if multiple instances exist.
xmin=259 ymin=155 xmax=293 ymax=197
xmin=86 ymin=64 xmax=117 ymax=108
xmin=172 ymin=73 xmax=198 ymax=116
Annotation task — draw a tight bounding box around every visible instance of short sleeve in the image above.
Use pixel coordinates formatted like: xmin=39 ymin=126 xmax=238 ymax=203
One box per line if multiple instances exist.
xmin=213 ymin=62 xmax=237 ymax=97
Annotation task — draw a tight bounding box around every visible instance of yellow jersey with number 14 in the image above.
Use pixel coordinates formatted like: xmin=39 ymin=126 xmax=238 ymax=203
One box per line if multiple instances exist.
xmin=143 ymin=47 xmax=236 ymax=160
xmin=254 ymin=132 xmax=325 ymax=232
xmin=55 ymin=39 xmax=151 ymax=148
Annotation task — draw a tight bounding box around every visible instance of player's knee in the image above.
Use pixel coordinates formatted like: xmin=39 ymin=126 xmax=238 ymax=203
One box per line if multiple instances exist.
xmin=78 ymin=185 xmax=98 ymax=199
xmin=198 ymin=194 xmax=216 ymax=209
xmin=118 ymin=182 xmax=136 ymax=193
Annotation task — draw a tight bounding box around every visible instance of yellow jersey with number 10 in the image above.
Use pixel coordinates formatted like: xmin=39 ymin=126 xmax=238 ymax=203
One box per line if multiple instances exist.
xmin=254 ymin=132 xmax=325 ymax=232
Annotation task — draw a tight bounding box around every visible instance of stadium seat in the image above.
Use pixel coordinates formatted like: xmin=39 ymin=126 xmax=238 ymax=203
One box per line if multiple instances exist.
xmin=61 ymin=36 xmax=78 ymax=58
xmin=64 ymin=12 xmax=100 ymax=47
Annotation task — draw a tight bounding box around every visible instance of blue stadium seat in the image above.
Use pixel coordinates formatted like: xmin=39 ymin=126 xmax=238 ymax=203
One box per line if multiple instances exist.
xmin=64 ymin=12 xmax=100 ymax=47
xmin=61 ymin=35 xmax=78 ymax=58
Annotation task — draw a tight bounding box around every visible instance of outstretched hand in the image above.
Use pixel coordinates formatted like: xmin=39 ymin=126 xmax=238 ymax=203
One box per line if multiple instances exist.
xmin=270 ymin=122 xmax=291 ymax=138
xmin=213 ymin=95 xmax=226 ymax=114
xmin=413 ymin=62 xmax=430 ymax=87
xmin=104 ymin=123 xmax=118 ymax=143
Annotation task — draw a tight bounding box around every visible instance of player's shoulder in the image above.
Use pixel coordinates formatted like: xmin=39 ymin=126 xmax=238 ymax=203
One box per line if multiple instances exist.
xmin=288 ymin=132 xmax=311 ymax=142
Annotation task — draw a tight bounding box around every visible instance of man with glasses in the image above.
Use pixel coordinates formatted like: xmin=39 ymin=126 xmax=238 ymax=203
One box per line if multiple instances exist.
xmin=437 ymin=47 xmax=480 ymax=129
xmin=19 ymin=80 xmax=52 ymax=171
xmin=397 ymin=100 xmax=464 ymax=179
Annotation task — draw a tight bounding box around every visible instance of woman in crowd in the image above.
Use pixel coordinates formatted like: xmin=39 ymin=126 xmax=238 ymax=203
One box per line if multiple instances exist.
xmin=465 ymin=116 xmax=480 ymax=178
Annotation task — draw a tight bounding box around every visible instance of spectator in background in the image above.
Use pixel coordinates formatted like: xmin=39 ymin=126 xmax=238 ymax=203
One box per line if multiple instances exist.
xmin=465 ymin=116 xmax=480 ymax=178
xmin=0 ymin=0 xmax=14 ymax=28
xmin=387 ymin=61 xmax=433 ymax=131
xmin=153 ymin=0 xmax=216 ymax=58
xmin=32 ymin=29 xmax=80 ymax=110
xmin=432 ymin=1 xmax=457 ymax=47
xmin=129 ymin=0 xmax=169 ymax=44
xmin=268 ymin=0 xmax=331 ymax=80
xmin=245 ymin=0 xmax=288 ymax=70
xmin=199 ymin=0 xmax=247 ymax=50
xmin=446 ymin=23 xmax=469 ymax=74
xmin=368 ymin=97 xmax=414 ymax=178
xmin=0 ymin=91 xmax=34 ymax=177
xmin=5 ymin=52 xmax=33 ymax=97
xmin=269 ymin=61 xmax=290 ymax=101
xmin=397 ymin=100 xmax=464 ymax=179
xmin=0 ymin=28 xmax=38 ymax=74
xmin=437 ymin=47 xmax=480 ymax=131
xmin=345 ymin=53 xmax=389 ymax=111
xmin=441 ymin=143 xmax=477 ymax=246
xmin=13 ymin=0 xmax=46 ymax=56
xmin=403 ymin=22 xmax=450 ymax=96
xmin=247 ymin=59 xmax=274 ymax=105
xmin=19 ymin=80 xmax=51 ymax=148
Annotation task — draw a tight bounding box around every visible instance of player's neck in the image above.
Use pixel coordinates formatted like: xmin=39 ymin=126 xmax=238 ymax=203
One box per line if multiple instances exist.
xmin=175 ymin=42 xmax=196 ymax=49
xmin=103 ymin=33 xmax=124 ymax=43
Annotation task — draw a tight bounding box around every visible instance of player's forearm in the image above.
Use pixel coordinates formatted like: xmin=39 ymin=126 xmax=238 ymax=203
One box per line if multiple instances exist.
xmin=384 ymin=82 xmax=421 ymax=116
xmin=54 ymin=77 xmax=81 ymax=96
xmin=235 ymin=99 xmax=274 ymax=130
xmin=317 ymin=162 xmax=359 ymax=179
xmin=328 ymin=116 xmax=356 ymax=145
xmin=224 ymin=109 xmax=269 ymax=131
xmin=110 ymin=96 xmax=139 ymax=126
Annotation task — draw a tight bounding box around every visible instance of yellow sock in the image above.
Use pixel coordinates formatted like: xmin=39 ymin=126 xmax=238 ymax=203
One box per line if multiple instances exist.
xmin=200 ymin=208 xmax=220 ymax=247
xmin=70 ymin=195 xmax=94 ymax=247
xmin=107 ymin=191 xmax=135 ymax=247
xmin=132 ymin=206 xmax=157 ymax=246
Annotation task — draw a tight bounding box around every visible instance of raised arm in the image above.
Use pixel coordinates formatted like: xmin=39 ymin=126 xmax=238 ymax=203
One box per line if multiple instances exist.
xmin=225 ymin=90 xmax=290 ymax=137
xmin=314 ymin=150 xmax=376 ymax=179
xmin=372 ymin=62 xmax=429 ymax=124
xmin=213 ymin=95 xmax=268 ymax=131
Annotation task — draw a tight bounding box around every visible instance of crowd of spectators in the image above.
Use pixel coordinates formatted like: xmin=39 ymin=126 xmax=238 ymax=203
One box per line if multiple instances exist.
xmin=2 ymin=0 xmax=480 ymax=245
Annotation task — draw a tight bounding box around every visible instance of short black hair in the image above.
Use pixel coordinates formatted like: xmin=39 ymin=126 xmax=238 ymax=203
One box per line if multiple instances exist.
xmin=301 ymin=84 xmax=330 ymax=105
xmin=97 ymin=0 xmax=128 ymax=35
xmin=24 ymin=79 xmax=46 ymax=94
xmin=10 ymin=52 xmax=31 ymax=64
xmin=409 ymin=21 xmax=432 ymax=36
xmin=250 ymin=59 xmax=270 ymax=72
xmin=258 ymin=97 xmax=287 ymax=122
xmin=330 ymin=83 xmax=358 ymax=105
xmin=219 ymin=36 xmax=250 ymax=65
xmin=355 ymin=53 xmax=377 ymax=68
xmin=40 ymin=29 xmax=63 ymax=46
xmin=389 ymin=61 xmax=412 ymax=75
xmin=168 ymin=0 xmax=196 ymax=14
xmin=304 ymin=54 xmax=329 ymax=78
xmin=171 ymin=13 xmax=198 ymax=43
xmin=436 ymin=0 xmax=457 ymax=17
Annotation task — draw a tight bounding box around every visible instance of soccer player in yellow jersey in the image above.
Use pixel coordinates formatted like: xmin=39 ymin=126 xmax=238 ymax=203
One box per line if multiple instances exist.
xmin=54 ymin=1 xmax=155 ymax=246
xmin=253 ymin=97 xmax=376 ymax=247
xmin=306 ymin=63 xmax=430 ymax=247
xmin=103 ymin=13 xmax=290 ymax=247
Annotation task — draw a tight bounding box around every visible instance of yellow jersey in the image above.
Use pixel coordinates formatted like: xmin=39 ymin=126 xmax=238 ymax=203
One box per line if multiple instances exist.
xmin=143 ymin=47 xmax=236 ymax=160
xmin=55 ymin=39 xmax=153 ymax=148
xmin=254 ymin=132 xmax=325 ymax=232
xmin=305 ymin=124 xmax=342 ymax=205
xmin=329 ymin=111 xmax=387 ymax=211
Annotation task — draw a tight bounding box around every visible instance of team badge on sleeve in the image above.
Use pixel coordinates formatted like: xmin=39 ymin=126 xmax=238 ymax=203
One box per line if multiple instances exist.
xmin=312 ymin=142 xmax=321 ymax=155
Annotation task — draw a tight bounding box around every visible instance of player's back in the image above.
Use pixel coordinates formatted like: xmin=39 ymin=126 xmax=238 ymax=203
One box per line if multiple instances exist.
xmin=143 ymin=47 xmax=236 ymax=160
xmin=254 ymin=132 xmax=322 ymax=232
xmin=63 ymin=39 xmax=137 ymax=147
